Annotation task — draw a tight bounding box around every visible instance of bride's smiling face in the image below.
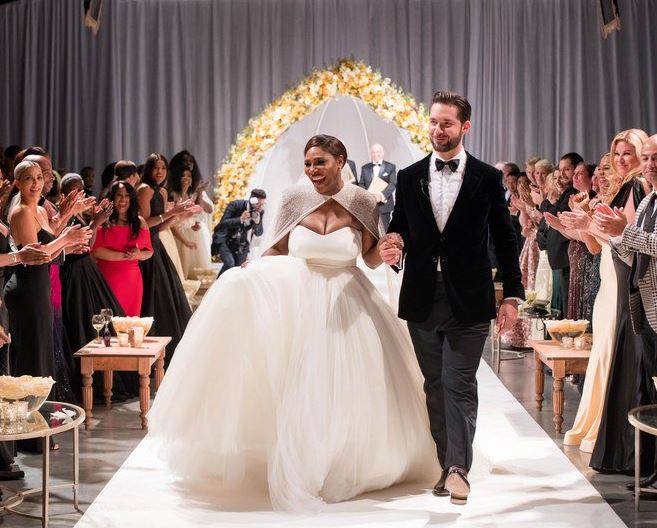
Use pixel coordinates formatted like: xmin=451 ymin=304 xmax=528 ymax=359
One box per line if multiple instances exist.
xmin=304 ymin=147 xmax=344 ymax=195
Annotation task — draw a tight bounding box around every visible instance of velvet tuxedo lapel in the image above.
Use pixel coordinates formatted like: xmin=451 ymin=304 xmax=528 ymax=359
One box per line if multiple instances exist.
xmin=443 ymin=153 xmax=483 ymax=234
xmin=412 ymin=155 xmax=439 ymax=230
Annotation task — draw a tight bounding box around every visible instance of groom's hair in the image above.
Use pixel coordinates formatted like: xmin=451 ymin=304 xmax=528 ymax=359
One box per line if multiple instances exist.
xmin=304 ymin=135 xmax=348 ymax=164
xmin=431 ymin=91 xmax=472 ymax=123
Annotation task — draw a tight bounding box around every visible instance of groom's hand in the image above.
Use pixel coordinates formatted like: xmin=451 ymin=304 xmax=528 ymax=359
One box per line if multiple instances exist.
xmin=496 ymin=299 xmax=519 ymax=334
xmin=378 ymin=233 xmax=403 ymax=265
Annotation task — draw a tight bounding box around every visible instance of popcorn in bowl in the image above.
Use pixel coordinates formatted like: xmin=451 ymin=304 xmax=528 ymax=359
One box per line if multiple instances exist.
xmin=544 ymin=319 xmax=589 ymax=344
xmin=0 ymin=375 xmax=55 ymax=418
xmin=111 ymin=316 xmax=154 ymax=335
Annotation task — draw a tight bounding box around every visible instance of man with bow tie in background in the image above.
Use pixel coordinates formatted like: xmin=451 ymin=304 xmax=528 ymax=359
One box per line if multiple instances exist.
xmin=359 ymin=144 xmax=397 ymax=229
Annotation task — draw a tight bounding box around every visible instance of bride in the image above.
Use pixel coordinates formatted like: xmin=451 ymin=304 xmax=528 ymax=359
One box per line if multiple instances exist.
xmin=148 ymin=134 xmax=438 ymax=511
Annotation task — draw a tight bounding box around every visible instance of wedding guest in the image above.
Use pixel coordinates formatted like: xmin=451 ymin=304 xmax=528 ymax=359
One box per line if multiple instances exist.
xmin=602 ymin=134 xmax=657 ymax=488
xmin=512 ymin=177 xmax=541 ymax=290
xmin=169 ymin=165 xmax=214 ymax=278
xmin=114 ymin=160 xmax=141 ymax=189
xmin=560 ymin=132 xmax=646 ymax=458
xmin=1 ymin=145 xmax=21 ymax=181
xmin=537 ymin=153 xmax=582 ymax=316
xmin=93 ymin=181 xmax=153 ymax=316
xmin=359 ymin=144 xmax=397 ymax=229
xmin=504 ymin=165 xmax=524 ymax=256
xmin=589 ymin=129 xmax=651 ymax=473
xmin=4 ymin=161 xmax=90 ymax=449
xmin=80 ymin=166 xmax=96 ymax=197
xmin=137 ymin=154 xmax=193 ymax=365
xmin=525 ymin=155 xmax=541 ymax=185
xmin=566 ymin=162 xmax=595 ymax=320
xmin=99 ymin=162 xmax=117 ymax=198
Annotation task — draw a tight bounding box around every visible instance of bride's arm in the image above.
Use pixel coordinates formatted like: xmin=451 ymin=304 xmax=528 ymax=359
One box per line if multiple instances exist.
xmin=262 ymin=233 xmax=290 ymax=257
xmin=362 ymin=229 xmax=382 ymax=268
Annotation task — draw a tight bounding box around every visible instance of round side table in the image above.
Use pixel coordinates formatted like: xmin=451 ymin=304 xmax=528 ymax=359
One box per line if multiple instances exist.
xmin=0 ymin=401 xmax=85 ymax=527
xmin=628 ymin=404 xmax=657 ymax=511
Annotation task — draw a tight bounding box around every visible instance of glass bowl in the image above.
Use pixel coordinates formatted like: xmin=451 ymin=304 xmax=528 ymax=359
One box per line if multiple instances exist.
xmin=545 ymin=320 xmax=589 ymax=344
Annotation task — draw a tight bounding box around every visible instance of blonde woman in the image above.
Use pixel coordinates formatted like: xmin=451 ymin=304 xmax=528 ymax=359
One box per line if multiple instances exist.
xmin=556 ymin=131 xmax=647 ymax=462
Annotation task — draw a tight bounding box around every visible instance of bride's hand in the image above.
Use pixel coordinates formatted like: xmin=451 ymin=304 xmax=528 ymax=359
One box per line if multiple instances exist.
xmin=378 ymin=233 xmax=403 ymax=266
xmin=240 ymin=260 xmax=250 ymax=268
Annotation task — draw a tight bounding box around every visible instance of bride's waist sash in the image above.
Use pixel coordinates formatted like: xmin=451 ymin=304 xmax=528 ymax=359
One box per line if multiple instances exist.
xmin=304 ymin=257 xmax=357 ymax=269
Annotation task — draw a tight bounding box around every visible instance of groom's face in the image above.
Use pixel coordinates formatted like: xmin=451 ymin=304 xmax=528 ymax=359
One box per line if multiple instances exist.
xmin=429 ymin=103 xmax=471 ymax=153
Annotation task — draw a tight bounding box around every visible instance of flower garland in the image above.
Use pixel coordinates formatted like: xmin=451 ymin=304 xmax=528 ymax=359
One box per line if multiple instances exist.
xmin=212 ymin=59 xmax=431 ymax=223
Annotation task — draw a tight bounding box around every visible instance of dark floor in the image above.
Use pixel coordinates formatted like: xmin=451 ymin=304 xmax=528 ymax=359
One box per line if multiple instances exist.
xmin=1 ymin=339 xmax=655 ymax=526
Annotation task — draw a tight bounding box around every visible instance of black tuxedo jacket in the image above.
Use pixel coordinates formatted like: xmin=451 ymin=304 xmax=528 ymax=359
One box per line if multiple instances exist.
xmin=388 ymin=153 xmax=524 ymax=323
xmin=212 ymin=199 xmax=264 ymax=247
xmin=536 ymin=186 xmax=578 ymax=270
xmin=346 ymin=159 xmax=358 ymax=185
xmin=359 ymin=161 xmax=397 ymax=213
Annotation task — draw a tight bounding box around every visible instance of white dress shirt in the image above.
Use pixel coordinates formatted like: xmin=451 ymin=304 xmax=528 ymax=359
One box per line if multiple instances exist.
xmin=373 ymin=162 xmax=382 ymax=179
xmin=429 ymin=148 xmax=468 ymax=231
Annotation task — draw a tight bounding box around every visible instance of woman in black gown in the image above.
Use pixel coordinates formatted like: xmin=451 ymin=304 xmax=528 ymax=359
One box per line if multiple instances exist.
xmin=136 ymin=154 xmax=194 ymax=366
xmin=0 ymin=212 xmax=50 ymax=477
xmin=4 ymin=161 xmax=91 ymax=450
xmin=58 ymin=174 xmax=138 ymax=399
xmin=590 ymin=130 xmax=654 ymax=474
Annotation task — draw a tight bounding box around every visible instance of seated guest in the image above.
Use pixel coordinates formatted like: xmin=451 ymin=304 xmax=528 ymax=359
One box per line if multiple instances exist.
xmin=4 ymin=161 xmax=91 ymax=450
xmin=92 ymin=181 xmax=153 ymax=316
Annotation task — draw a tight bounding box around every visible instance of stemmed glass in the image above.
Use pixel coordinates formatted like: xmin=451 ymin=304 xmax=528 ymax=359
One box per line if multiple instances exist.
xmin=100 ymin=308 xmax=113 ymax=333
xmin=91 ymin=315 xmax=105 ymax=344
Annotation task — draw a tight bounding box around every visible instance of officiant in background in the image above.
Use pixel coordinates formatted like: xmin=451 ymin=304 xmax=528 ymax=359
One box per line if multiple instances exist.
xmin=359 ymin=144 xmax=397 ymax=229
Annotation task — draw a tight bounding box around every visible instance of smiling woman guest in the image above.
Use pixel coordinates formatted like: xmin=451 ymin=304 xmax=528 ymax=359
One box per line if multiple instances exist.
xmin=4 ymin=160 xmax=91 ymax=450
xmin=92 ymin=181 xmax=153 ymax=317
xmin=136 ymin=153 xmax=193 ymax=365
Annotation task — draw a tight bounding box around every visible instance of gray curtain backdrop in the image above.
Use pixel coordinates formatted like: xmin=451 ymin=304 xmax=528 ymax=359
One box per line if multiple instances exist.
xmin=1 ymin=0 xmax=656 ymax=186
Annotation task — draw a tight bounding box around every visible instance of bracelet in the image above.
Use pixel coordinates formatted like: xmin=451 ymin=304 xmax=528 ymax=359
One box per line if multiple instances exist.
xmin=159 ymin=214 xmax=164 ymax=224
xmin=10 ymin=251 xmax=18 ymax=264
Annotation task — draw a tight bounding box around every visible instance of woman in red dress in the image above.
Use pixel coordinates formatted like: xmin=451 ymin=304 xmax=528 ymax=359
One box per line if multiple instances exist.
xmin=92 ymin=181 xmax=153 ymax=316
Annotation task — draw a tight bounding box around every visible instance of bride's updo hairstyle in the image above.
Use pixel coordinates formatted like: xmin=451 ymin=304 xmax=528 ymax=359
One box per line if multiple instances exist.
xmin=304 ymin=135 xmax=348 ymax=166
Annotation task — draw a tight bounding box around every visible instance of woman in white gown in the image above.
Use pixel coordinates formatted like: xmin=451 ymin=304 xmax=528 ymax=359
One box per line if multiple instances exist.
xmin=148 ymin=135 xmax=438 ymax=511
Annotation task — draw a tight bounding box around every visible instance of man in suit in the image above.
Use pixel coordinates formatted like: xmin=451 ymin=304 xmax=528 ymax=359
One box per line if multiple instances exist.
xmin=378 ymin=91 xmax=524 ymax=505
xmin=537 ymin=152 xmax=582 ymax=317
xmin=598 ymin=134 xmax=657 ymax=490
xmin=359 ymin=144 xmax=396 ymax=229
xmin=211 ymin=189 xmax=266 ymax=275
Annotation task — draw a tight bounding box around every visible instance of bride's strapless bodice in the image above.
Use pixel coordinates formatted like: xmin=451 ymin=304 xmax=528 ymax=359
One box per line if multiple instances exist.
xmin=288 ymin=225 xmax=361 ymax=267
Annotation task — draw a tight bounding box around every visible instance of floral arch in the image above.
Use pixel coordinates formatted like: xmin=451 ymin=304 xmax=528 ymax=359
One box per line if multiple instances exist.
xmin=212 ymin=59 xmax=431 ymax=223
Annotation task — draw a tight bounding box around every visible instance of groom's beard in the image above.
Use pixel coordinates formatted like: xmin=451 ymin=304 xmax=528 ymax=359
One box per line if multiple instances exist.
xmin=431 ymin=130 xmax=464 ymax=153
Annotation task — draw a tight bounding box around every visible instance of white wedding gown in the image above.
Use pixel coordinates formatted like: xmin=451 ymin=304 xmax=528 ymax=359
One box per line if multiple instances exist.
xmin=148 ymin=225 xmax=438 ymax=511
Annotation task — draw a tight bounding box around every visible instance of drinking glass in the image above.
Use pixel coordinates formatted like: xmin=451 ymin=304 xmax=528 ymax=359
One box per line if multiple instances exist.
xmin=92 ymin=315 xmax=105 ymax=344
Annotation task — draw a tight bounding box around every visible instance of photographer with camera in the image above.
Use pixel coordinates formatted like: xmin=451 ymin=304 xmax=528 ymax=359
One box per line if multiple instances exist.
xmin=212 ymin=189 xmax=266 ymax=276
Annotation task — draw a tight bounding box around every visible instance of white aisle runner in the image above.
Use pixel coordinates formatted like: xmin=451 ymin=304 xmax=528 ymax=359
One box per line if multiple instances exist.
xmin=75 ymin=360 xmax=625 ymax=528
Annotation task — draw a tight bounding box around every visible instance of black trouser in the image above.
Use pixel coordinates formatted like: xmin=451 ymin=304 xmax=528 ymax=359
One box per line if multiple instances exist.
xmin=407 ymin=274 xmax=490 ymax=471
xmin=641 ymin=321 xmax=657 ymax=474
xmin=216 ymin=242 xmax=248 ymax=277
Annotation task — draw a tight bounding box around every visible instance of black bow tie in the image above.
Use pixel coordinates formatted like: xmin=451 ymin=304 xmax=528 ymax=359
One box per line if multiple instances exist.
xmin=373 ymin=163 xmax=381 ymax=166
xmin=435 ymin=158 xmax=459 ymax=172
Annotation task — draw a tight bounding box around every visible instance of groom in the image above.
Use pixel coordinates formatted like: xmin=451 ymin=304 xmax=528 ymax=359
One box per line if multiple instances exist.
xmin=379 ymin=91 xmax=524 ymax=504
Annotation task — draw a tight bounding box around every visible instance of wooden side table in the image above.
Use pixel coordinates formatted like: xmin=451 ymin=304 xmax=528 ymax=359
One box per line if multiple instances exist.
xmin=73 ymin=336 xmax=171 ymax=430
xmin=530 ymin=340 xmax=591 ymax=434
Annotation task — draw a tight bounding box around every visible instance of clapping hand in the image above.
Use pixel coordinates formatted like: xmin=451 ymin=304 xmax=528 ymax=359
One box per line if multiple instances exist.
xmin=124 ymin=246 xmax=140 ymax=260
xmin=592 ymin=204 xmax=627 ymax=237
xmin=93 ymin=198 xmax=113 ymax=225
xmin=543 ymin=212 xmax=565 ymax=232
xmin=569 ymin=192 xmax=590 ymax=212
xmin=558 ymin=209 xmax=591 ymax=231
xmin=62 ymin=224 xmax=92 ymax=245
xmin=17 ymin=243 xmax=51 ymax=265
xmin=0 ymin=325 xmax=10 ymax=347
xmin=0 ymin=179 xmax=13 ymax=211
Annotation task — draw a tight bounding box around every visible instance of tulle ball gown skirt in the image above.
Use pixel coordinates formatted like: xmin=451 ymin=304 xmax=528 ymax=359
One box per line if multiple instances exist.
xmin=148 ymin=227 xmax=437 ymax=511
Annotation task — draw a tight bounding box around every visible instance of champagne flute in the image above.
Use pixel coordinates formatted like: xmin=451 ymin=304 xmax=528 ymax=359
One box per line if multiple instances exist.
xmin=92 ymin=315 xmax=105 ymax=344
